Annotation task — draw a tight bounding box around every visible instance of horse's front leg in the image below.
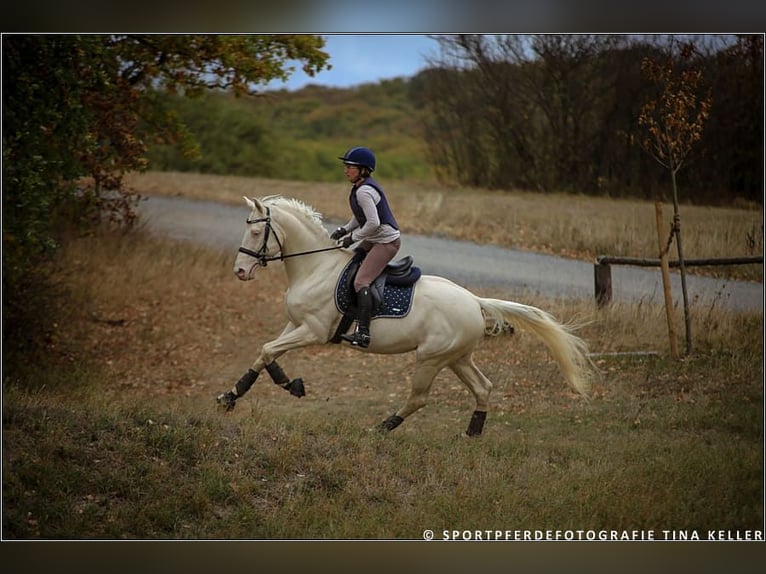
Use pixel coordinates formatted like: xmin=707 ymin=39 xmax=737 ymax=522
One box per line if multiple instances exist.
xmin=216 ymin=322 xmax=320 ymax=411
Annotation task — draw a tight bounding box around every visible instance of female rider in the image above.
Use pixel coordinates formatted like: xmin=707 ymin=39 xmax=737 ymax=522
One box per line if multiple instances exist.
xmin=331 ymin=146 xmax=401 ymax=348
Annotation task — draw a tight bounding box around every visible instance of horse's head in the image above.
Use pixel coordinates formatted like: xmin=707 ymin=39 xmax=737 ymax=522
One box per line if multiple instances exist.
xmin=234 ymin=196 xmax=283 ymax=280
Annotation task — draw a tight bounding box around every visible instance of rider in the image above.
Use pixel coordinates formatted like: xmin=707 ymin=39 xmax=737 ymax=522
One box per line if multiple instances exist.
xmin=331 ymin=146 xmax=401 ymax=348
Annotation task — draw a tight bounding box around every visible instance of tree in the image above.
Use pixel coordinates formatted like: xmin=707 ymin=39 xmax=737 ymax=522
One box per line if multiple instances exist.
xmin=2 ymin=34 xmax=330 ymax=366
xmin=3 ymin=34 xmax=329 ymax=260
xmin=638 ymin=38 xmax=712 ymax=355
xmin=700 ymin=35 xmax=764 ymax=203
xmin=421 ymin=34 xmax=643 ymax=193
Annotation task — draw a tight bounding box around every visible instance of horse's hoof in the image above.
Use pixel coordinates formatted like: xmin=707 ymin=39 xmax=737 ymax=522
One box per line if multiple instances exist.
xmin=286 ymin=378 xmax=305 ymax=398
xmin=378 ymin=414 xmax=404 ymax=432
xmin=216 ymin=391 xmax=237 ymax=411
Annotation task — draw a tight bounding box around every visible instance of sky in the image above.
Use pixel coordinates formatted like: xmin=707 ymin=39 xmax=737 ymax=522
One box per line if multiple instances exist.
xmin=266 ymin=35 xmax=440 ymax=91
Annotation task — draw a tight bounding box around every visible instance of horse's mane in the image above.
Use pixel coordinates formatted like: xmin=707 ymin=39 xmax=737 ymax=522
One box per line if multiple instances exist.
xmin=261 ymin=195 xmax=328 ymax=236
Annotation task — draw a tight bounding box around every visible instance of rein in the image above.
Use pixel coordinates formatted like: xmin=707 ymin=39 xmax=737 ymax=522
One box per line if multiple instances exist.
xmin=238 ymin=206 xmax=343 ymax=267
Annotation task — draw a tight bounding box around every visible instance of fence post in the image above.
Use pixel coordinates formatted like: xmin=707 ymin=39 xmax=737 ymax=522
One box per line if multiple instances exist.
xmin=594 ymin=258 xmax=612 ymax=307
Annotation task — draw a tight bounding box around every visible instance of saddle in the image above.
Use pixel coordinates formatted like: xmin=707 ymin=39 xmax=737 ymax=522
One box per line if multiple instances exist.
xmin=330 ymin=250 xmax=422 ymax=344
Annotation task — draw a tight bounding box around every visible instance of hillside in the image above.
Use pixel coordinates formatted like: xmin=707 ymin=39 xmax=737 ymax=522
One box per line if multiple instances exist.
xmin=147 ymin=78 xmax=435 ymax=184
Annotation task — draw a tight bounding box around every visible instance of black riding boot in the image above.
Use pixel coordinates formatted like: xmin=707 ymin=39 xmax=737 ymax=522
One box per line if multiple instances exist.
xmin=342 ymin=286 xmax=372 ymax=348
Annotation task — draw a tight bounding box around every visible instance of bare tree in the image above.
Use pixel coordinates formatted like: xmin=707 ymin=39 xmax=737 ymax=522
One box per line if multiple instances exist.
xmin=638 ymin=37 xmax=713 ymax=355
xmin=423 ymin=34 xmax=631 ymax=192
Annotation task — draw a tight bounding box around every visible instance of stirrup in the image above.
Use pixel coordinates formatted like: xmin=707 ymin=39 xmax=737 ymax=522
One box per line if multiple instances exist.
xmin=341 ymin=329 xmax=370 ymax=348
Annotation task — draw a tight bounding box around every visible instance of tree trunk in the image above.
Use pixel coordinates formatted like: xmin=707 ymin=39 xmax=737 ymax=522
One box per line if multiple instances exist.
xmin=655 ymin=202 xmax=679 ymax=359
xmin=670 ymin=169 xmax=692 ymax=355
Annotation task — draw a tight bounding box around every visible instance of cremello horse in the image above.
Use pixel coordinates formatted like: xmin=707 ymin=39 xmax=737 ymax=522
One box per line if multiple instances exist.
xmin=217 ymin=195 xmax=592 ymax=436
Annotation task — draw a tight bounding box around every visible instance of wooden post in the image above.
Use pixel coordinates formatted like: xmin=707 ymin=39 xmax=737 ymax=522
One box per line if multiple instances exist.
xmin=594 ymin=260 xmax=612 ymax=307
xmin=655 ymin=202 xmax=678 ymax=359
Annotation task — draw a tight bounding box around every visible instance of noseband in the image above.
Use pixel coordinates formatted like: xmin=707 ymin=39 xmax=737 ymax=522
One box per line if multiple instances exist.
xmin=238 ymin=206 xmax=343 ymax=267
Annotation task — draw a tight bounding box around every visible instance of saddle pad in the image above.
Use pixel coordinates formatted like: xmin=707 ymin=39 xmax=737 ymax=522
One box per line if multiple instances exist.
xmin=334 ymin=260 xmax=416 ymax=319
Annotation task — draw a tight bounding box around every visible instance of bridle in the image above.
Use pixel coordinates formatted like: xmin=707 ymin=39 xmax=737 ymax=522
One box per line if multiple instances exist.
xmin=238 ymin=206 xmax=343 ymax=267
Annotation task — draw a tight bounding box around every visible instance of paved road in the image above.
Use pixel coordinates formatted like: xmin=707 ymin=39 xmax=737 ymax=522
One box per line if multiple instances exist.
xmin=138 ymin=195 xmax=763 ymax=313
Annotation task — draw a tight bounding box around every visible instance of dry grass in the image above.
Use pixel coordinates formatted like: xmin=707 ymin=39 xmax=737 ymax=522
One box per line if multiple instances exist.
xmin=3 ymin=223 xmax=762 ymax=540
xmin=3 ymin=172 xmax=763 ymax=542
xmin=125 ymin=171 xmax=763 ymax=281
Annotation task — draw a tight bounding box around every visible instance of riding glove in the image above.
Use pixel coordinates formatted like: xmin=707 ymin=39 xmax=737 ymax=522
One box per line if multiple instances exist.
xmin=340 ymin=235 xmax=354 ymax=248
xmin=330 ymin=227 xmax=346 ymax=240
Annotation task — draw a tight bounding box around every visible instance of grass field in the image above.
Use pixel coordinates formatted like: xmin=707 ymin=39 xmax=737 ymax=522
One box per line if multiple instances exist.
xmin=2 ymin=174 xmax=763 ymax=545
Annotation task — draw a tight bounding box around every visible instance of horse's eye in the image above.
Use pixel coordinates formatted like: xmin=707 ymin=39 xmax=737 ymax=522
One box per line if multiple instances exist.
xmin=250 ymin=228 xmax=261 ymax=237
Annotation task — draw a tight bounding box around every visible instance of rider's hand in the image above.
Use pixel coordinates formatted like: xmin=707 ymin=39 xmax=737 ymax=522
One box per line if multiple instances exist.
xmin=341 ymin=235 xmax=354 ymax=248
xmin=330 ymin=227 xmax=346 ymax=240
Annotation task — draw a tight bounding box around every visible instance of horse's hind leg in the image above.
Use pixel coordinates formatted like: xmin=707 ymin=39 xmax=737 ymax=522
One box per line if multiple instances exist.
xmin=379 ymin=357 xmax=445 ymax=432
xmin=449 ymin=353 xmax=494 ymax=436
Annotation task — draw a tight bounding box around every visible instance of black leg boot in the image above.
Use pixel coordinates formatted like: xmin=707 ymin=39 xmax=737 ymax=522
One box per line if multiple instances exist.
xmin=342 ymin=286 xmax=372 ymax=348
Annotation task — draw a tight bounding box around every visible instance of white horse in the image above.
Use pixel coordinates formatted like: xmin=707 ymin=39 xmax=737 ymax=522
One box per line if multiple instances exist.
xmin=217 ymin=195 xmax=592 ymax=436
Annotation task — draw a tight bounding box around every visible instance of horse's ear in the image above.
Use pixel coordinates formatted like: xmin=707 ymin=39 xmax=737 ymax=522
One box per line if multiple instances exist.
xmin=243 ymin=196 xmax=260 ymax=212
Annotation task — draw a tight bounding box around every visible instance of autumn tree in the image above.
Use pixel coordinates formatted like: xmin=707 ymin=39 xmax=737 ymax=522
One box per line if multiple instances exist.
xmin=638 ymin=38 xmax=712 ymax=355
xmin=3 ymin=34 xmax=329 ymax=256
xmin=2 ymin=34 xmax=329 ymax=365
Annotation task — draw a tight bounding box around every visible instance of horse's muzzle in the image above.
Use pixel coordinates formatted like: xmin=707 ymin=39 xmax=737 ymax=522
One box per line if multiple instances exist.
xmin=234 ymin=263 xmax=255 ymax=281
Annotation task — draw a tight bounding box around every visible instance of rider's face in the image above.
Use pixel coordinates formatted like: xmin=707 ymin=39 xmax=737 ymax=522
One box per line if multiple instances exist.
xmin=343 ymin=163 xmax=361 ymax=182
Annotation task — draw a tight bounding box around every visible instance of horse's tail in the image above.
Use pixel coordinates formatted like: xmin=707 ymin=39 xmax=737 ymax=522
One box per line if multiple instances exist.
xmin=477 ymin=297 xmax=592 ymax=398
